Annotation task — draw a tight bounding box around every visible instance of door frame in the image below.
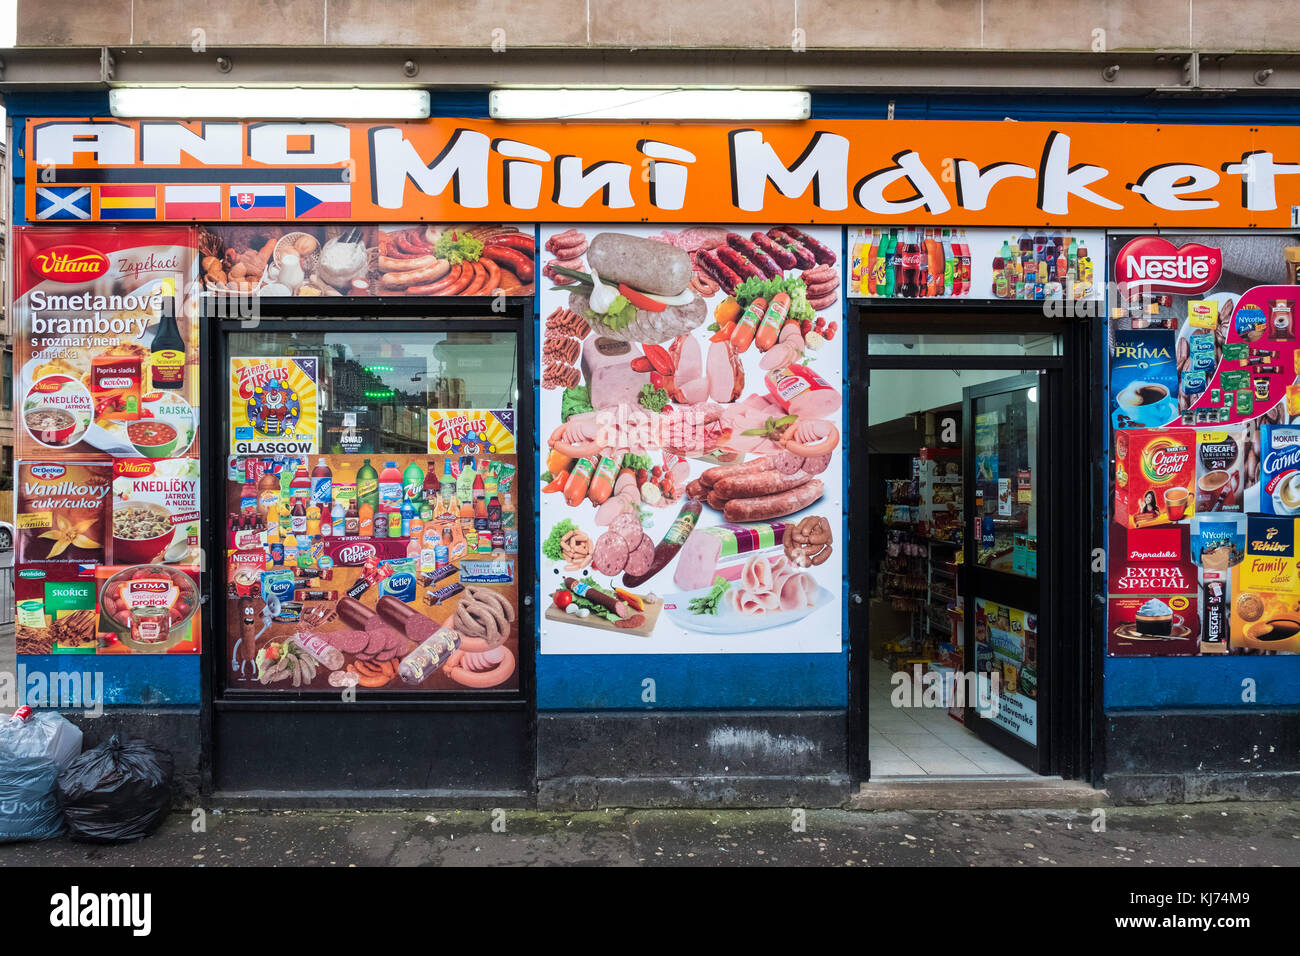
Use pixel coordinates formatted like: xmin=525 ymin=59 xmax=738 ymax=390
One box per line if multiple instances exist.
xmin=846 ymin=306 xmax=1097 ymax=784
xmin=199 ymin=299 xmax=538 ymax=799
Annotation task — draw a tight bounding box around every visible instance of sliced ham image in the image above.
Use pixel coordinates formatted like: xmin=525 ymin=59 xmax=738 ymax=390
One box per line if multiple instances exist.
xmin=706 ymin=339 xmax=745 ymax=404
xmin=712 ymin=553 xmax=820 ymax=619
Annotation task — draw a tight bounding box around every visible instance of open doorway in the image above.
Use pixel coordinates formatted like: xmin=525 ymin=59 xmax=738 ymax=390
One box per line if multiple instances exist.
xmin=854 ymin=329 xmax=1068 ymax=780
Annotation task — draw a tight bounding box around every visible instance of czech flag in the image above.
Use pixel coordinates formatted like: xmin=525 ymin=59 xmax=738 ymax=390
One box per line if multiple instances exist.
xmin=294 ymin=184 xmax=351 ymax=219
xmin=99 ymin=185 xmax=157 ymax=220
xmin=228 ymin=186 xmax=287 ymax=219
xmin=164 ymin=185 xmax=222 ymax=219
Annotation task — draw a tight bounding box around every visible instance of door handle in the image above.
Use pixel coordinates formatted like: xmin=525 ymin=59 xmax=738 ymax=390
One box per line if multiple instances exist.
xmin=851 ymin=592 xmax=863 ymax=605
xmin=523 ymin=594 xmax=533 ymax=606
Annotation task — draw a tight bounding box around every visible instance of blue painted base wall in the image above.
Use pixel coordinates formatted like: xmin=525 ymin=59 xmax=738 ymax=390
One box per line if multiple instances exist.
xmin=1104 ymin=655 xmax=1300 ymax=710
xmin=13 ymin=655 xmax=202 ymax=706
xmin=536 ymin=652 xmax=848 ymax=710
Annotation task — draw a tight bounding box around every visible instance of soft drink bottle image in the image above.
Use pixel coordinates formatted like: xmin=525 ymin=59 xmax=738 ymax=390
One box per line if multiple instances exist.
xmin=915 ymin=229 xmax=930 ymax=297
xmin=902 ymin=229 xmax=920 ymax=298
xmin=925 ymin=228 xmax=942 ymax=297
xmin=866 ymin=230 xmax=880 ymax=295
xmin=881 ymin=230 xmax=897 ymax=297
xmin=942 ymin=228 xmax=954 ymax=296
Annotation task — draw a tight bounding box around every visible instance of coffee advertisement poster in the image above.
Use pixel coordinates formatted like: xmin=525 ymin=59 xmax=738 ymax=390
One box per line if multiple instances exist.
xmin=1106 ymin=234 xmax=1300 ymax=656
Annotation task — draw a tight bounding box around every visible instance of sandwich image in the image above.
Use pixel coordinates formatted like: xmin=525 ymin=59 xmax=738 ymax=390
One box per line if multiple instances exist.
xmin=557 ymin=233 xmax=707 ymax=344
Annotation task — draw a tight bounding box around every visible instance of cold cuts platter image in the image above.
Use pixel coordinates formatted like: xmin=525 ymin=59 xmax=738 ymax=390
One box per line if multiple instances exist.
xmin=539 ymin=225 xmax=844 ymax=655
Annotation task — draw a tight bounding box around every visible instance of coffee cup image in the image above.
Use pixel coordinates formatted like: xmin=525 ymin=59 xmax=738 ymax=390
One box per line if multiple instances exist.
xmin=1114 ymin=381 xmax=1176 ymax=428
xmin=1135 ymin=598 xmax=1175 ymax=636
xmin=1196 ymin=469 xmax=1240 ymax=512
xmin=1164 ymin=486 xmax=1190 ymax=521
xmin=1272 ymin=471 xmax=1300 ymax=514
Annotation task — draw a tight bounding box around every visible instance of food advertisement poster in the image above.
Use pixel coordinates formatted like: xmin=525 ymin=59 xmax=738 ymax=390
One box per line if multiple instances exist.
xmin=13 ymin=226 xmax=201 ymax=461
xmin=538 ymin=224 xmax=843 ymax=654
xmin=223 ymin=448 xmax=519 ymax=691
xmin=197 ymin=224 xmax=535 ymax=297
xmin=229 ymin=357 xmax=319 ymax=456
xmin=974 ymin=598 xmax=1038 ymax=744
xmin=13 ymin=226 xmax=203 ymax=656
xmin=847 ymin=227 xmax=1105 ymax=303
xmin=1105 ymin=233 xmax=1300 ymax=656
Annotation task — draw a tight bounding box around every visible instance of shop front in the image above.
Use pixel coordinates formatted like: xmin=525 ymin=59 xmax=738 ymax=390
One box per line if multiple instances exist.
xmin=9 ymin=97 xmax=1300 ymax=804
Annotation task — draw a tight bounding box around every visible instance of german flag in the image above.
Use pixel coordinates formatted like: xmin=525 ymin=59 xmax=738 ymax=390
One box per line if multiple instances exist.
xmin=98 ymin=185 xmax=157 ymax=220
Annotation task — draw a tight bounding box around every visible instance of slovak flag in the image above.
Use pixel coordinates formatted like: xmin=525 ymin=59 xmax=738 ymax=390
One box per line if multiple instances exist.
xmin=294 ymin=184 xmax=351 ymax=219
xmin=228 ymin=186 xmax=287 ymax=219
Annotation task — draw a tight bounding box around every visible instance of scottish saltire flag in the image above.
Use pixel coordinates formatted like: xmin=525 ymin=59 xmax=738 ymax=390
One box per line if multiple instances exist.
xmin=35 ymin=186 xmax=91 ymax=220
xmin=99 ymin=185 xmax=158 ymax=220
xmin=229 ymin=186 xmax=287 ymax=219
xmin=293 ymin=184 xmax=351 ymax=219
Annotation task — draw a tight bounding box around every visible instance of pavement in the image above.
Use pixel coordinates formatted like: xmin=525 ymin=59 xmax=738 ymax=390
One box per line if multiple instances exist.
xmin=1 ymin=802 xmax=1297 ymax=866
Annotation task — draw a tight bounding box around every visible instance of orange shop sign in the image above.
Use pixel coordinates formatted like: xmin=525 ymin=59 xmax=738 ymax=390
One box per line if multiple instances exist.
xmin=24 ymin=117 xmax=1300 ymax=227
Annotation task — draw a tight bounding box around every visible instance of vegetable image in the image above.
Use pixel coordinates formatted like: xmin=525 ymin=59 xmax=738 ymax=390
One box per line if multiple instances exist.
xmin=688 ymin=576 xmax=731 ymax=616
xmin=434 ymin=229 xmax=484 ymax=264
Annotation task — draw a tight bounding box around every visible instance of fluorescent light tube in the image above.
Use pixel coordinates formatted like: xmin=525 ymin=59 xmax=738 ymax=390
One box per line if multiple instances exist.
xmin=490 ymin=88 xmax=810 ymax=121
xmin=109 ymin=88 xmax=430 ymax=119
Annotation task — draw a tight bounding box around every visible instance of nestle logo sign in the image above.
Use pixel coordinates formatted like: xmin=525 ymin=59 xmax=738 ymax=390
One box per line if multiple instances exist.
xmin=31 ymin=245 xmax=110 ymax=283
xmin=29 ymin=463 xmax=67 ymax=480
xmin=1115 ymin=237 xmax=1222 ymax=298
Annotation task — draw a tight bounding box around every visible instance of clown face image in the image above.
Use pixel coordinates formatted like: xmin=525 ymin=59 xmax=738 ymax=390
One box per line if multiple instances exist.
xmin=251 ymin=380 xmax=294 ymax=435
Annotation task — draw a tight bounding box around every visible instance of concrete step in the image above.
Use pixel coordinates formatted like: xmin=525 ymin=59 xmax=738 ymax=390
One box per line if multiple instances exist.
xmin=851 ymin=776 xmax=1109 ymax=811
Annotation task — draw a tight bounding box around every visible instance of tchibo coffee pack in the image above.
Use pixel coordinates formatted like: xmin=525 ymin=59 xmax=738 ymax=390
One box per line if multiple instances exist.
xmin=1195 ymin=426 xmax=1245 ymax=514
xmin=1114 ymin=428 xmax=1196 ymax=529
xmin=1230 ymin=515 xmax=1300 ymax=652
xmin=1258 ymin=424 xmax=1300 ymax=515
xmin=1111 ymin=330 xmax=1178 ymax=430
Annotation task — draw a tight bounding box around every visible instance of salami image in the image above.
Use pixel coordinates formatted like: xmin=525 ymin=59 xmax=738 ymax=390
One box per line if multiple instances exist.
xmin=539 ymin=225 xmax=844 ymax=655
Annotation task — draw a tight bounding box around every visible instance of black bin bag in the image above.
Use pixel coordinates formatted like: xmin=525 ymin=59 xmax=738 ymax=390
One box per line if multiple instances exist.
xmin=56 ymin=735 xmax=173 ymax=843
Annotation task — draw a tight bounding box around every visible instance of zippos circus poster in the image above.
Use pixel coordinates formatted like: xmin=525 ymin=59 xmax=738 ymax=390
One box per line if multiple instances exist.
xmin=428 ymin=409 xmax=516 ymax=456
xmin=538 ymin=224 xmax=843 ymax=655
xmin=230 ymin=357 xmax=319 ymax=455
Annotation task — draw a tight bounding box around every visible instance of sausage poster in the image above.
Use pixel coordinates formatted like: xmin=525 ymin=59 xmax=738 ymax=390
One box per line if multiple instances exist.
xmin=196 ymin=223 xmax=535 ymax=298
xmin=539 ymin=224 xmax=844 ymax=654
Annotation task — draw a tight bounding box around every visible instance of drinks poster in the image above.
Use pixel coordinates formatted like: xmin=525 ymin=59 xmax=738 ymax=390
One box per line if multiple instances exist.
xmin=1105 ymin=233 xmax=1300 ymax=656
xmin=13 ymin=226 xmax=201 ymax=461
xmin=847 ymin=227 xmax=1106 ymax=303
xmin=224 ymin=443 xmax=520 ymax=691
xmin=536 ymin=224 xmax=844 ymax=655
xmin=229 ymin=357 xmax=319 ymax=456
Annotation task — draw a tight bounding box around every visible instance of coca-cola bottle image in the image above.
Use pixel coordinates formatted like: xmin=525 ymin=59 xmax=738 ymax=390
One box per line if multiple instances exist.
xmin=898 ymin=229 xmax=918 ymax=298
